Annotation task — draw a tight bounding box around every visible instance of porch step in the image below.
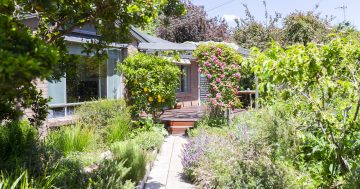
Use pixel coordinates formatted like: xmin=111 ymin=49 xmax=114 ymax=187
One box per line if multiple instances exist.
xmin=167 ymin=126 xmax=193 ymax=136
xmin=168 ymin=121 xmax=194 ymax=127
xmin=165 ymin=120 xmax=195 ymax=135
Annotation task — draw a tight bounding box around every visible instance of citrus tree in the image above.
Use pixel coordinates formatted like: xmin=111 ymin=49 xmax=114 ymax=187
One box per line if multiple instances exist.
xmin=119 ymin=53 xmax=181 ymax=119
xmin=250 ymin=37 xmax=360 ymax=187
xmin=194 ymin=43 xmax=243 ymax=122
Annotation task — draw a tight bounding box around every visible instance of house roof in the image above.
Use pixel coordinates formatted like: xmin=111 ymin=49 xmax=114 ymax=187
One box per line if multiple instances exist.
xmin=130 ymin=26 xmax=197 ymax=51
xmin=129 ymin=28 xmax=250 ymax=56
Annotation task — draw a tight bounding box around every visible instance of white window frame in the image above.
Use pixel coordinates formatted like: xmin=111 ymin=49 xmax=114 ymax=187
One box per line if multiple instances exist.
xmin=47 ymin=44 xmax=123 ymax=118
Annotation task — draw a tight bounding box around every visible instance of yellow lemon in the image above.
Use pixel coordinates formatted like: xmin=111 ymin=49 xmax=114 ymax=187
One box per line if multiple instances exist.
xmin=148 ymin=96 xmax=153 ymax=102
xmin=131 ymin=91 xmax=135 ymax=95
xmin=144 ymin=87 xmax=148 ymax=92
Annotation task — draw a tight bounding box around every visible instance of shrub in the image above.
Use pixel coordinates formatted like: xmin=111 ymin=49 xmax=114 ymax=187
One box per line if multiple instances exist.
xmin=250 ymin=38 xmax=360 ymax=187
xmin=91 ymin=160 xmax=135 ymax=189
xmin=183 ymin=109 xmax=316 ymax=188
xmin=45 ymin=124 xmax=99 ymax=155
xmin=193 ymin=43 xmax=244 ymax=121
xmin=110 ymin=141 xmax=147 ymax=183
xmin=51 ymin=157 xmax=86 ymax=188
xmin=132 ymin=116 xmax=167 ymax=136
xmin=0 ymin=121 xmax=39 ymax=171
xmin=104 ymin=115 xmax=131 ymax=144
xmin=119 ymin=53 xmax=181 ymax=119
xmin=75 ymin=99 xmax=129 ymax=129
xmin=0 ymin=169 xmax=57 ymax=189
xmin=133 ymin=131 xmax=164 ymax=152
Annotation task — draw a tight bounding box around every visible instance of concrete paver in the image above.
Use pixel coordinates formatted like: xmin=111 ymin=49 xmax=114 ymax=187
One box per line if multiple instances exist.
xmin=145 ymin=136 xmax=195 ymax=189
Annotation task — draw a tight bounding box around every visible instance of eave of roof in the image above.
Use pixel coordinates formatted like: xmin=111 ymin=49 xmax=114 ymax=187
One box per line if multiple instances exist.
xmin=64 ymin=36 xmax=128 ymax=48
xmin=138 ymin=42 xmax=196 ymax=51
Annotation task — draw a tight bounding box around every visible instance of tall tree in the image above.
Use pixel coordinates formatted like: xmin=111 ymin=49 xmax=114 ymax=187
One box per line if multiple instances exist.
xmin=233 ymin=1 xmax=332 ymax=50
xmin=0 ymin=10 xmax=59 ymax=125
xmin=283 ymin=11 xmax=331 ymax=45
xmin=156 ymin=1 xmax=230 ymax=43
xmin=233 ymin=2 xmax=281 ymax=50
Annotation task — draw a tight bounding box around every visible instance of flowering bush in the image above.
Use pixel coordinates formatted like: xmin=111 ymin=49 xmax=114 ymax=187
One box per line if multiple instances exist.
xmin=182 ymin=129 xmax=212 ymax=180
xmin=182 ymin=111 xmax=315 ymax=188
xmin=119 ymin=53 xmax=181 ymax=119
xmin=194 ymin=43 xmax=243 ymax=110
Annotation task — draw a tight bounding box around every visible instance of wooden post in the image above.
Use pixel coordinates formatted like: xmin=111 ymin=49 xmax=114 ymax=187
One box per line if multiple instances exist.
xmin=247 ymin=88 xmax=252 ymax=109
xmin=255 ymin=76 xmax=259 ymax=109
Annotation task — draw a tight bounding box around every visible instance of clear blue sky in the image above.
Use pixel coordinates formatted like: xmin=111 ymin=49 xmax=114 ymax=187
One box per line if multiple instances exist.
xmin=192 ymin=0 xmax=360 ymax=29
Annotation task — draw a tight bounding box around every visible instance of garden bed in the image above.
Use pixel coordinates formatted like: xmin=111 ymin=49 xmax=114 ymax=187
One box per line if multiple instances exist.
xmin=0 ymin=99 xmax=167 ymax=188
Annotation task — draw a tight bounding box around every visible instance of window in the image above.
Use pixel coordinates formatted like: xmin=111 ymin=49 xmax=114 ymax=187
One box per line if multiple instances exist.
xmin=178 ymin=65 xmax=190 ymax=93
xmin=66 ymin=55 xmax=107 ymax=103
xmin=47 ymin=45 xmax=122 ymax=118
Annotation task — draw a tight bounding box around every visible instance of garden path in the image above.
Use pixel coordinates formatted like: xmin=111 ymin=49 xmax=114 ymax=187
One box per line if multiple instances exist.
xmin=145 ymin=135 xmax=195 ymax=189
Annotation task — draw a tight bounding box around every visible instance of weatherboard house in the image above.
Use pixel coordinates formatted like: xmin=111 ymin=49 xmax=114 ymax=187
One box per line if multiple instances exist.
xmin=23 ymin=16 xmax=249 ymax=127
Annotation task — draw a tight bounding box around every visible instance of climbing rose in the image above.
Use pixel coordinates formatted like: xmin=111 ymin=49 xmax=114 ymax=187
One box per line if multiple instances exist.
xmin=216 ymin=93 xmax=221 ymax=100
xmin=217 ymin=48 xmax=222 ymax=55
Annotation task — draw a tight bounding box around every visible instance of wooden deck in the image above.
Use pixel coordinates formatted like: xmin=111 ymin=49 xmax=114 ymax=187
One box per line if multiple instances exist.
xmin=160 ymin=106 xmax=206 ymax=122
xmin=160 ymin=106 xmax=206 ymax=135
xmin=160 ymin=106 xmax=245 ymax=135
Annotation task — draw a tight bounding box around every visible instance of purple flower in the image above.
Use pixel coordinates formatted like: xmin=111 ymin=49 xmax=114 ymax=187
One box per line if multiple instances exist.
xmin=182 ymin=130 xmax=212 ymax=169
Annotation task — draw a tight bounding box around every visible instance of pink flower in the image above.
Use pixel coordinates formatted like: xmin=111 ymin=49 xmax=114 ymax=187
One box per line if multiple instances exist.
xmin=216 ymin=78 xmax=221 ymax=83
xmin=220 ymin=74 xmax=225 ymax=79
xmin=207 ymin=74 xmax=212 ymax=79
xmin=220 ymin=102 xmax=224 ymax=107
xmin=198 ymin=68 xmax=202 ymax=73
xmin=233 ymin=73 xmax=241 ymax=79
xmin=217 ymin=48 xmax=222 ymax=55
xmin=203 ymin=52 xmax=208 ymax=56
xmin=210 ymin=98 xmax=217 ymax=106
xmin=211 ymin=55 xmax=217 ymax=62
xmin=216 ymin=93 xmax=221 ymax=100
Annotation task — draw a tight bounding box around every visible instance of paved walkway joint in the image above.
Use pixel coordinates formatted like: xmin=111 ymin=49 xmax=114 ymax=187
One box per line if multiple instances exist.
xmin=145 ymin=136 xmax=195 ymax=189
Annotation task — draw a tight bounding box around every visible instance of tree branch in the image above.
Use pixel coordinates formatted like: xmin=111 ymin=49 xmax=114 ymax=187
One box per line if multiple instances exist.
xmin=354 ymin=98 xmax=360 ymax=121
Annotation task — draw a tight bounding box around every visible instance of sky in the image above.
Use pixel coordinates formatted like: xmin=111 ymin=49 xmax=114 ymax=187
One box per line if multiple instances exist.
xmin=191 ymin=0 xmax=360 ymax=29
